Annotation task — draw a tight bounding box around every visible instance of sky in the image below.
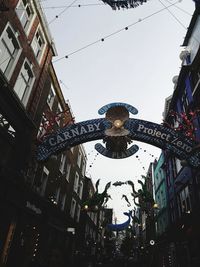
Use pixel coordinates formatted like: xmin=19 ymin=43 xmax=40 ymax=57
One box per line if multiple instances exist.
xmin=40 ymin=0 xmax=195 ymax=221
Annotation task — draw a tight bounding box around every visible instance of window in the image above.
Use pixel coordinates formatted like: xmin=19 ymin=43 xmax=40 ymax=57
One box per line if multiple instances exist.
xmin=74 ymin=172 xmax=79 ymax=192
xmin=31 ymin=28 xmax=45 ymax=62
xmin=77 ymin=151 xmax=82 ymax=168
xmin=70 ymin=198 xmax=76 ymax=218
xmin=0 ymin=113 xmax=16 ymax=139
xmin=16 ymin=0 xmax=34 ymax=33
xmin=37 ymin=166 xmax=49 ymax=196
xmin=37 ymin=112 xmax=46 ymax=141
xmin=57 ymin=103 xmax=63 ymax=126
xmin=82 ymin=159 xmax=86 ymax=176
xmin=65 ymin=163 xmax=71 ymax=181
xmin=54 ymin=187 xmax=60 ymax=204
xmin=179 ymin=186 xmax=191 ymax=214
xmin=47 ymin=87 xmax=55 ymax=109
xmin=175 ymin=158 xmax=182 ymax=174
xmin=181 ymin=90 xmax=189 ymax=112
xmin=0 ymin=24 xmax=21 ymax=80
xmin=76 ymin=205 xmax=81 ymax=222
xmin=59 ymin=153 xmax=66 ymax=174
xmin=13 ymin=59 xmax=35 ymax=106
xmin=78 ymin=181 xmax=83 ymax=199
xmin=60 ymin=194 xmax=66 ymax=211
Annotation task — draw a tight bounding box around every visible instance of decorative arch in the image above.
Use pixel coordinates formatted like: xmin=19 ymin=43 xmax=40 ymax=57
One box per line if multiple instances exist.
xmin=37 ymin=103 xmax=200 ymax=167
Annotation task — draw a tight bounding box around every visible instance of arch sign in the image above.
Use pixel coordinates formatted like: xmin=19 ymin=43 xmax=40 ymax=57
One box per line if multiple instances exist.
xmin=37 ymin=103 xmax=200 ymax=167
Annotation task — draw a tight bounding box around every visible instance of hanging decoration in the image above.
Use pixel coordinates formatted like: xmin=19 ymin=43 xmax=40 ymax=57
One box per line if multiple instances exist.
xmin=139 ymin=147 xmax=157 ymax=160
xmin=163 ymin=110 xmax=200 ymax=141
xmin=112 ymin=181 xmax=126 ymax=186
xmin=95 ymin=103 xmax=139 ymax=159
xmin=101 ymin=0 xmax=148 ymax=10
xmin=37 ymin=108 xmax=75 ymax=142
xmin=86 ymin=151 xmax=99 ymax=174
xmin=107 ymin=210 xmax=132 ymax=231
xmin=126 ymin=179 xmax=155 ymax=212
xmin=37 ymin=102 xmax=200 ymax=167
xmin=121 ymin=194 xmax=131 ymax=207
xmin=82 ymin=179 xmax=111 ymax=212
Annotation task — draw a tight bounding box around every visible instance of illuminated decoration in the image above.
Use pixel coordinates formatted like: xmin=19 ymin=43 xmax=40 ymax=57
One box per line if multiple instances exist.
xmin=107 ymin=211 xmax=132 ymax=231
xmin=82 ymin=179 xmax=111 ymax=212
xmin=127 ymin=179 xmax=155 ymax=212
xmin=163 ymin=110 xmax=200 ymax=140
xmin=37 ymin=102 xmax=200 ymax=167
xmin=37 ymin=108 xmax=75 ymax=142
xmin=101 ymin=0 xmax=148 ymax=10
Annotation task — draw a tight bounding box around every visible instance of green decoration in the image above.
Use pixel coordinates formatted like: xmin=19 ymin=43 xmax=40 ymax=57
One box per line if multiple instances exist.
xmin=82 ymin=180 xmax=111 ymax=212
xmin=126 ymin=178 xmax=155 ymax=212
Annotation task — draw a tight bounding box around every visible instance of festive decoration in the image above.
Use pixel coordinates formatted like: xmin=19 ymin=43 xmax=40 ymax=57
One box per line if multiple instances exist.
xmin=82 ymin=179 xmax=111 ymax=212
xmin=126 ymin=179 xmax=154 ymax=212
xmin=96 ymin=103 xmax=139 ymax=159
xmin=112 ymin=181 xmax=126 ymax=186
xmin=37 ymin=108 xmax=75 ymax=142
xmin=37 ymin=102 xmax=200 ymax=167
xmin=107 ymin=210 xmax=132 ymax=231
xmin=163 ymin=110 xmax=200 ymax=141
xmin=86 ymin=151 xmax=99 ymax=174
xmin=101 ymin=0 xmax=148 ymax=10
xmin=121 ymin=194 xmax=131 ymax=207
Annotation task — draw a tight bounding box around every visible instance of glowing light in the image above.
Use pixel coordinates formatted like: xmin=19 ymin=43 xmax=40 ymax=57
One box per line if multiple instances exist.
xmin=113 ymin=119 xmax=123 ymax=128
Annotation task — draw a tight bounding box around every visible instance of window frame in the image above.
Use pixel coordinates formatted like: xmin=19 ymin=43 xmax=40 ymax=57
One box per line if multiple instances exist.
xmin=31 ymin=25 xmax=46 ymax=64
xmin=15 ymin=0 xmax=36 ymax=34
xmin=0 ymin=22 xmax=22 ymax=80
xmin=13 ymin=58 xmax=35 ymax=107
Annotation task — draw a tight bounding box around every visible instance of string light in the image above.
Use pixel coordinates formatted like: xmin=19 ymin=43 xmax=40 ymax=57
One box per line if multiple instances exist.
xmin=86 ymin=150 xmax=99 ymax=174
xmin=52 ymin=1 xmax=181 ymax=62
xmin=40 ymin=3 xmax=105 ymax=9
xmin=48 ymin=0 xmax=79 ymax=25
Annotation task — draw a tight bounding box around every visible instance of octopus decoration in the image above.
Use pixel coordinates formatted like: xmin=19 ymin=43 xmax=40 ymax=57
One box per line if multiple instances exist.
xmin=126 ymin=179 xmax=155 ymax=212
xmin=121 ymin=194 xmax=131 ymax=207
xmin=82 ymin=179 xmax=111 ymax=212
xmin=102 ymin=0 xmax=148 ymax=10
xmin=107 ymin=210 xmax=132 ymax=231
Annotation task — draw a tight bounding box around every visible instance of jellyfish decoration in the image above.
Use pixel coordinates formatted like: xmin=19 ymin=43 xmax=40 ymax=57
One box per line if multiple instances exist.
xmin=107 ymin=211 xmax=132 ymax=231
xmin=82 ymin=179 xmax=111 ymax=212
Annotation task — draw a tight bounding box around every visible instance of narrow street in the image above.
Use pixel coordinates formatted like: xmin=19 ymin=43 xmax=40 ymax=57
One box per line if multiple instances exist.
xmin=1 ymin=1 xmax=200 ymax=267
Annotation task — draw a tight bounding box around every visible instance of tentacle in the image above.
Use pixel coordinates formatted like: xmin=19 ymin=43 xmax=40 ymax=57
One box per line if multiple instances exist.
xmin=126 ymin=180 xmax=137 ymax=195
xmin=95 ymin=179 xmax=100 ymax=192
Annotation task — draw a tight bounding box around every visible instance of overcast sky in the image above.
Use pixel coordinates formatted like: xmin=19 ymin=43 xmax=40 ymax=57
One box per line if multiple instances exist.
xmin=41 ymin=0 xmax=195 ymax=221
